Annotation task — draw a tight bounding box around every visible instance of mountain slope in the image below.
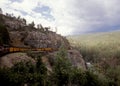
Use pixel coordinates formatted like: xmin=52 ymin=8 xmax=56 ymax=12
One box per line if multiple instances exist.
xmin=67 ymin=31 xmax=120 ymax=85
xmin=68 ymin=31 xmax=120 ymax=47
xmin=0 ymin=12 xmax=86 ymax=70
xmin=67 ymin=31 xmax=120 ymax=62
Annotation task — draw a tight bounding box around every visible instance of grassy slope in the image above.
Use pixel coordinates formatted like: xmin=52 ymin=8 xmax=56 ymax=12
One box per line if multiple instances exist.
xmin=67 ymin=31 xmax=120 ymax=62
xmin=68 ymin=31 xmax=120 ymax=46
xmin=67 ymin=31 xmax=120 ymax=85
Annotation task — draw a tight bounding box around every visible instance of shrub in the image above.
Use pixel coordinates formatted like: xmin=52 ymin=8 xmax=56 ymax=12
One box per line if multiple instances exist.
xmin=0 ymin=24 xmax=10 ymax=45
xmin=51 ymin=45 xmax=72 ymax=86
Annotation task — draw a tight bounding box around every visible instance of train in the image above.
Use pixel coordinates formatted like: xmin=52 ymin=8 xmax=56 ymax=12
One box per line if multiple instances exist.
xmin=0 ymin=45 xmax=53 ymax=56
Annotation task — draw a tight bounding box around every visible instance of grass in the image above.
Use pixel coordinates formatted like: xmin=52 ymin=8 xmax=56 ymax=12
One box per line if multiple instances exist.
xmin=67 ymin=31 xmax=120 ymax=85
xmin=67 ymin=31 xmax=120 ymax=62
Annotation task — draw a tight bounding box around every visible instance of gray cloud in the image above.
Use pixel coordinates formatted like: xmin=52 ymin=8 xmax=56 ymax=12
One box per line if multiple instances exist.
xmin=1 ymin=0 xmax=120 ymax=35
xmin=66 ymin=0 xmax=120 ymax=35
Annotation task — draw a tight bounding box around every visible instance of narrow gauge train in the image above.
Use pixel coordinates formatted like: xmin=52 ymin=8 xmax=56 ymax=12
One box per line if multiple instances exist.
xmin=9 ymin=47 xmax=52 ymax=52
xmin=0 ymin=45 xmax=52 ymax=56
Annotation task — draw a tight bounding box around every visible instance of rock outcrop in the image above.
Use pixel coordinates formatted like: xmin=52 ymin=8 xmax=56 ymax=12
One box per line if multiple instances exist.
xmin=0 ymin=12 xmax=86 ymax=70
xmin=9 ymin=30 xmax=70 ymax=49
xmin=0 ymin=53 xmax=35 ymax=68
xmin=2 ymin=14 xmax=26 ymax=31
xmin=67 ymin=49 xmax=86 ymax=69
xmin=1 ymin=13 xmax=70 ymax=49
xmin=0 ymin=50 xmax=86 ymax=70
xmin=43 ymin=49 xmax=86 ymax=71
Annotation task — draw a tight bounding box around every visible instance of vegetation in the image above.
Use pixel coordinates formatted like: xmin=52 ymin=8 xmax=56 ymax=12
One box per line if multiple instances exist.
xmin=0 ymin=14 xmax=10 ymax=45
xmin=67 ymin=31 xmax=120 ymax=86
xmin=68 ymin=31 xmax=120 ymax=61
xmin=0 ymin=56 xmax=47 ymax=86
xmin=0 ymin=45 xmax=112 ymax=86
xmin=0 ymin=24 xmax=10 ymax=45
xmin=0 ymin=8 xmax=119 ymax=85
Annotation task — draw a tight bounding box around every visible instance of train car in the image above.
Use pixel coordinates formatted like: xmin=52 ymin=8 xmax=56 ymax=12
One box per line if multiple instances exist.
xmin=44 ymin=48 xmax=52 ymax=51
xmin=1 ymin=45 xmax=55 ymax=57
xmin=9 ymin=47 xmax=21 ymax=52
xmin=9 ymin=47 xmax=53 ymax=52
xmin=9 ymin=47 xmax=28 ymax=52
xmin=37 ymin=48 xmax=52 ymax=52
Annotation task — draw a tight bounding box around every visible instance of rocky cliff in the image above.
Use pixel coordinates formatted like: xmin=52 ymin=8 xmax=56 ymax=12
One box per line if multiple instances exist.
xmin=9 ymin=31 xmax=70 ymax=49
xmin=43 ymin=49 xmax=86 ymax=71
xmin=0 ymin=13 xmax=86 ymax=70
xmin=0 ymin=49 xmax=86 ymax=70
xmin=1 ymin=13 xmax=70 ymax=49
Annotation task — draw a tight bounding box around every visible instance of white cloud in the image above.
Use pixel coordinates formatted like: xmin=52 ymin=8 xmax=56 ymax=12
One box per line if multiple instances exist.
xmin=1 ymin=0 xmax=120 ymax=35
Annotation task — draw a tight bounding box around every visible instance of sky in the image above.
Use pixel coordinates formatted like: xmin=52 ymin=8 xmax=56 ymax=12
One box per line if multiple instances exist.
xmin=0 ymin=0 xmax=120 ymax=36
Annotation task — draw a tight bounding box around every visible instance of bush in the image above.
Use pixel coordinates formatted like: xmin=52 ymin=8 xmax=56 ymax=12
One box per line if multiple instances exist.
xmin=0 ymin=44 xmax=114 ymax=86
xmin=51 ymin=45 xmax=72 ymax=86
xmin=0 ymin=24 xmax=10 ymax=45
xmin=0 ymin=57 xmax=48 ymax=86
xmin=71 ymin=68 xmax=87 ymax=86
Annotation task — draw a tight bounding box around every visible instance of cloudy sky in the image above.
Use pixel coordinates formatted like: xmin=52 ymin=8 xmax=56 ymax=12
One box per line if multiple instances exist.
xmin=0 ymin=0 xmax=120 ymax=35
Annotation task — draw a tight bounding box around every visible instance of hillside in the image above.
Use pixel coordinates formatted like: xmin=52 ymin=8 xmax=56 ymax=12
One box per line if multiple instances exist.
xmin=67 ymin=31 xmax=120 ymax=85
xmin=0 ymin=11 xmax=86 ymax=69
xmin=0 ymin=11 xmax=92 ymax=86
xmin=68 ymin=31 xmax=120 ymax=47
xmin=0 ymin=13 xmax=70 ymax=49
xmin=0 ymin=9 xmax=120 ymax=85
xmin=67 ymin=31 xmax=120 ymax=61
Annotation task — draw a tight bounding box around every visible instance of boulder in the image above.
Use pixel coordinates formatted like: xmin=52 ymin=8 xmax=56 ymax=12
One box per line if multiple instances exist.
xmin=43 ymin=49 xmax=86 ymax=71
xmin=0 ymin=53 xmax=35 ymax=68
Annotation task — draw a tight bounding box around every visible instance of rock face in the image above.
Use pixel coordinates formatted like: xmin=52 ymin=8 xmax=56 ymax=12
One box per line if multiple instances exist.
xmin=2 ymin=14 xmax=26 ymax=31
xmin=1 ymin=13 xmax=70 ymax=49
xmin=0 ymin=13 xmax=86 ymax=70
xmin=67 ymin=49 xmax=86 ymax=69
xmin=0 ymin=50 xmax=86 ymax=70
xmin=9 ymin=30 xmax=70 ymax=49
xmin=0 ymin=53 xmax=35 ymax=68
xmin=43 ymin=49 xmax=86 ymax=71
